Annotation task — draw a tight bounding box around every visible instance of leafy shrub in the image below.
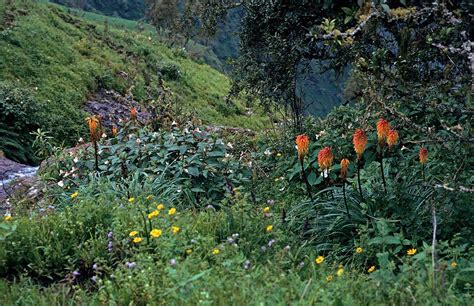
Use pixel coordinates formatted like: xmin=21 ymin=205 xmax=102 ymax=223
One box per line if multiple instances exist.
xmin=159 ymin=62 xmax=182 ymax=81
xmin=0 ymin=82 xmax=41 ymax=163
xmin=49 ymin=125 xmax=251 ymax=208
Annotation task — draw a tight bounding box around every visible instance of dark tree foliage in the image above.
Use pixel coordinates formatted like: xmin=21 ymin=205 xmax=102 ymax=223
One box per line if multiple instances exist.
xmin=155 ymin=1 xmax=471 ymax=131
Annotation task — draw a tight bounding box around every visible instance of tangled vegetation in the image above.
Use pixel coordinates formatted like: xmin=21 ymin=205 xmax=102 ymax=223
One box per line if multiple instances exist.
xmin=0 ymin=0 xmax=472 ymax=305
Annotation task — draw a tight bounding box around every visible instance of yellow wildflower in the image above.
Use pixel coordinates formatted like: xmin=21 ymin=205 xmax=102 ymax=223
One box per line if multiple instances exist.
xmin=407 ymin=248 xmax=417 ymax=256
xmin=157 ymin=203 xmax=165 ymax=210
xmin=326 ymin=275 xmax=334 ymax=282
xmin=171 ymin=226 xmax=180 ymax=234
xmin=212 ymin=248 xmax=220 ymax=255
xmin=337 ymin=267 xmax=344 ymax=277
xmin=4 ymin=215 xmax=12 ymax=221
xmin=276 ymin=153 xmax=282 ymax=157
xmin=146 ymin=195 xmax=153 ymax=201
xmin=150 ymin=229 xmax=162 ymax=238
xmin=71 ymin=191 xmax=79 ymax=199
xmin=148 ymin=210 xmax=160 ymax=219
xmin=266 ymin=225 xmax=273 ymax=232
xmin=133 ymin=237 xmax=142 ymax=243
xmin=315 ymin=256 xmax=325 ymax=264
xmin=356 ymin=247 xmax=363 ymax=254
xmin=368 ymin=266 xmax=376 ymax=273
xmin=451 ymin=262 xmax=457 ymax=268
xmin=129 ymin=231 xmax=138 ymax=237
xmin=128 ymin=197 xmax=135 ymax=203
xmin=168 ymin=207 xmax=176 ymax=216
xmin=263 ymin=207 xmax=270 ymax=213
xmin=186 ymin=249 xmax=193 ymax=255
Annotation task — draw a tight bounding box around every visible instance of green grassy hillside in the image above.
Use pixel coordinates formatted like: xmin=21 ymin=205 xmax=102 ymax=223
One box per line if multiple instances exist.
xmin=0 ymin=1 xmax=268 ymax=163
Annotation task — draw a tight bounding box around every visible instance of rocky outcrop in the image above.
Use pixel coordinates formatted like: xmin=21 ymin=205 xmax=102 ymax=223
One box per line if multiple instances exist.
xmin=84 ymin=89 xmax=151 ymax=129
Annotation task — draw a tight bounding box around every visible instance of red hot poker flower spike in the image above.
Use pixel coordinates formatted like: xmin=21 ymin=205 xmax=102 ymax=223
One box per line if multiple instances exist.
xmin=130 ymin=107 xmax=138 ymax=121
xmin=376 ymin=118 xmax=390 ymax=145
xmin=318 ymin=147 xmax=334 ymax=170
xmin=387 ymin=129 xmax=399 ymax=147
xmin=419 ymin=147 xmax=428 ymax=165
xmin=295 ymin=135 xmax=309 ymax=160
xmin=353 ymin=129 xmax=367 ymax=159
xmin=340 ymin=158 xmax=350 ymax=179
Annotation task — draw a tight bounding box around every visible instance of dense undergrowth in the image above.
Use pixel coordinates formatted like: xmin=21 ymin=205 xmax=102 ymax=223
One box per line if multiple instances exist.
xmin=1 ymin=110 xmax=473 ymax=304
xmin=0 ymin=0 xmax=268 ymax=163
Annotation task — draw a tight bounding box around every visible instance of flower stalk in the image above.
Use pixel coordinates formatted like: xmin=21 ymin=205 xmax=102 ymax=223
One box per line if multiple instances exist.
xmin=86 ymin=116 xmax=100 ymax=171
xmin=376 ymin=119 xmax=390 ymax=193
xmin=419 ymin=146 xmax=436 ymax=285
xmin=340 ymin=158 xmax=350 ymax=217
xmin=353 ymin=129 xmax=367 ymax=198
xmin=379 ymin=151 xmax=387 ymax=193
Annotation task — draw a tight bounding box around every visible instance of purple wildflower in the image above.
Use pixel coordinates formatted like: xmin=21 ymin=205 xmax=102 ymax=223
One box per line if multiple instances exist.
xmin=91 ymin=275 xmax=98 ymax=283
xmin=72 ymin=270 xmax=80 ymax=277
xmin=169 ymin=259 xmax=177 ymax=266
xmin=125 ymin=262 xmax=137 ymax=269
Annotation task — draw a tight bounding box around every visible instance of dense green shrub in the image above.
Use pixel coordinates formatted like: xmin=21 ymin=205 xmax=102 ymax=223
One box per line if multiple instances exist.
xmin=159 ymin=61 xmax=182 ymax=81
xmin=49 ymin=124 xmax=251 ymax=208
xmin=0 ymin=82 xmax=40 ymax=164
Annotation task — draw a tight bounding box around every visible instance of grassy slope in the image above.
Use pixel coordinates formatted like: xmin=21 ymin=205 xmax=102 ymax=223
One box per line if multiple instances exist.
xmin=0 ymin=1 xmax=268 ymax=146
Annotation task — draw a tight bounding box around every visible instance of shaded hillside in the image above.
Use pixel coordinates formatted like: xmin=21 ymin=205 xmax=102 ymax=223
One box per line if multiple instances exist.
xmin=46 ymin=0 xmax=347 ymax=117
xmin=0 ymin=1 xmax=268 ymax=164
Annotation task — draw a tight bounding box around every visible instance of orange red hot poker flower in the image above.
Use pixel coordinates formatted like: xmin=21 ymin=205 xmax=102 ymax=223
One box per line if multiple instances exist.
xmin=130 ymin=107 xmax=138 ymax=121
xmin=353 ymin=129 xmax=367 ymax=159
xmin=419 ymin=147 xmax=428 ymax=164
xmin=318 ymin=147 xmax=334 ymax=170
xmin=376 ymin=119 xmax=390 ymax=145
xmin=295 ymin=135 xmax=309 ymax=160
xmin=387 ymin=129 xmax=399 ymax=147
xmin=340 ymin=158 xmax=350 ymax=179
xmin=86 ymin=116 xmax=100 ymax=142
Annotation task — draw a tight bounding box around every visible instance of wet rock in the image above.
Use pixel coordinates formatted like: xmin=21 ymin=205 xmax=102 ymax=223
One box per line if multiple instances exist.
xmin=0 ymin=157 xmax=42 ymax=212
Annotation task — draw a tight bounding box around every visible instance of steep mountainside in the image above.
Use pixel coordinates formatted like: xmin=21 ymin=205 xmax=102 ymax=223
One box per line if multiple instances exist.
xmin=47 ymin=0 xmax=348 ymax=117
